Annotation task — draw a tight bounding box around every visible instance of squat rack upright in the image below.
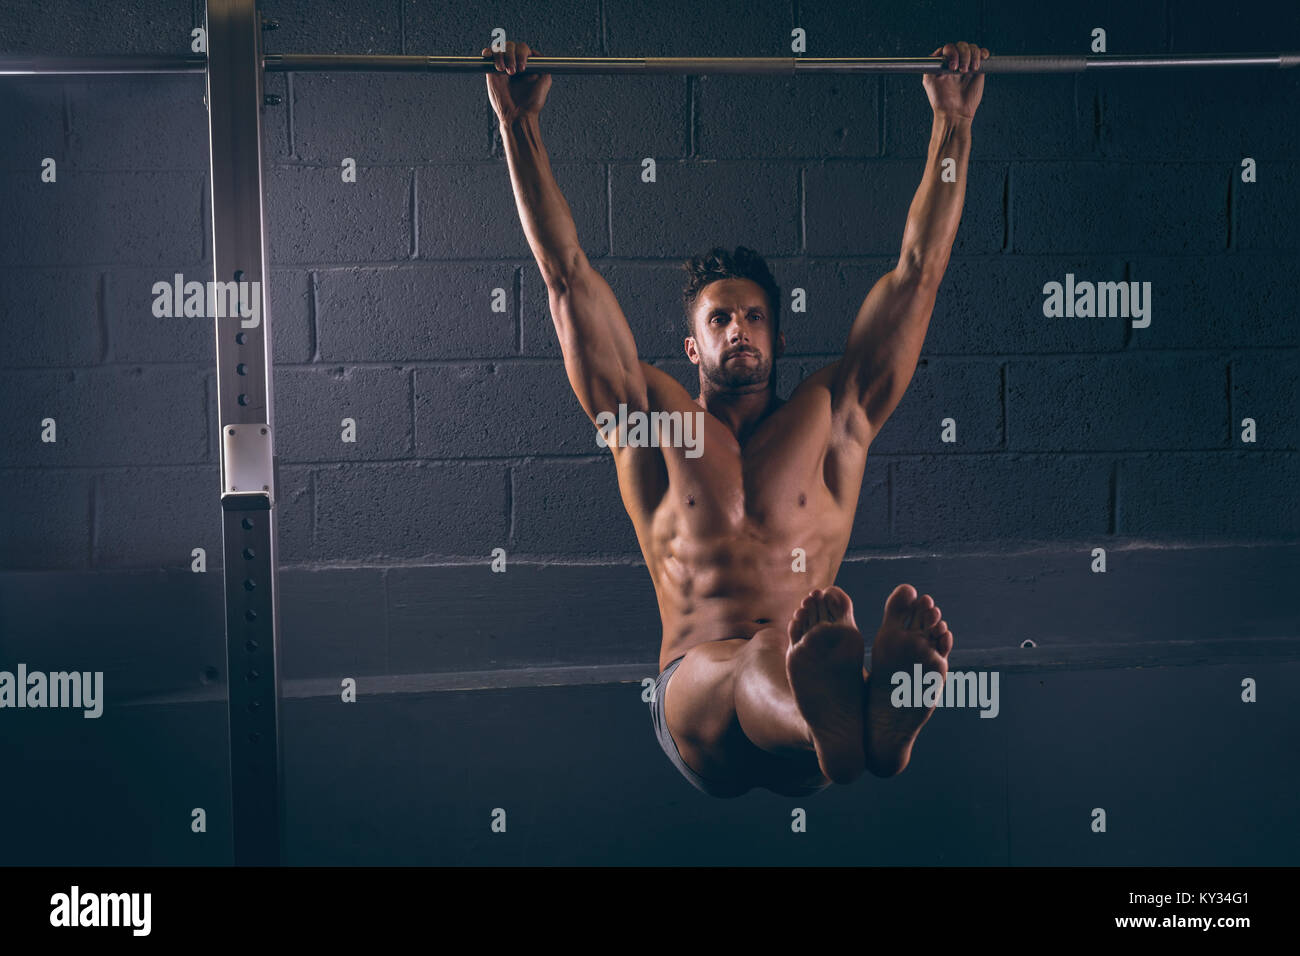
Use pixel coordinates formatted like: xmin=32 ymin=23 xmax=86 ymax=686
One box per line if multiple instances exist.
xmin=2 ymin=0 xmax=1296 ymax=866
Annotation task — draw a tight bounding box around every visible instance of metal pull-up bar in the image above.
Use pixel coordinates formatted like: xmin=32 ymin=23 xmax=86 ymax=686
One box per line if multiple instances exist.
xmin=265 ymin=52 xmax=1300 ymax=73
xmin=2 ymin=51 xmax=1299 ymax=76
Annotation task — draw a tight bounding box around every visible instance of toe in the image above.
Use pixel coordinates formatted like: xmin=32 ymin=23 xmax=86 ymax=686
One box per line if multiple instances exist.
xmin=821 ymin=588 xmax=842 ymax=620
xmin=910 ymin=595 xmax=934 ymax=630
xmin=883 ymin=584 xmax=917 ymax=625
xmin=790 ymin=606 xmax=807 ymax=633
xmin=934 ymin=629 xmax=953 ymax=656
xmin=827 ymin=586 xmax=858 ymax=630
xmin=813 ymin=594 xmax=832 ymax=626
xmin=824 ymin=585 xmax=852 ymax=617
xmin=923 ymin=605 xmax=942 ymax=628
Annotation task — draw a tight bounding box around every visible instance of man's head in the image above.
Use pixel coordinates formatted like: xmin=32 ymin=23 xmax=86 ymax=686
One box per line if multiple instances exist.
xmin=681 ymin=246 xmax=784 ymax=393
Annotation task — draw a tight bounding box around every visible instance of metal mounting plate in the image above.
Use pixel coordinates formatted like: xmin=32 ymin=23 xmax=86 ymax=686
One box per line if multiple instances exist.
xmin=223 ymin=422 xmax=274 ymax=503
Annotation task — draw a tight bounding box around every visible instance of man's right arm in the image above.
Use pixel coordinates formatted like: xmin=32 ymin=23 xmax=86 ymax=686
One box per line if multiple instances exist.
xmin=491 ymin=47 xmax=649 ymax=425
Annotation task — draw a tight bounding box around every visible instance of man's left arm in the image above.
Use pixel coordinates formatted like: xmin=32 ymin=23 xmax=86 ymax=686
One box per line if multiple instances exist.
xmin=831 ymin=41 xmax=989 ymax=445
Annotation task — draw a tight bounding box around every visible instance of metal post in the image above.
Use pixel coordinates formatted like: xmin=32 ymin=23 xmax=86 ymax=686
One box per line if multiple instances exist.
xmin=205 ymin=0 xmax=283 ymax=866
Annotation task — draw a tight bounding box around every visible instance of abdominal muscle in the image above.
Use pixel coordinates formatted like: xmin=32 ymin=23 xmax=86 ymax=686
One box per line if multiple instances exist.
xmin=649 ymin=529 xmax=843 ymax=671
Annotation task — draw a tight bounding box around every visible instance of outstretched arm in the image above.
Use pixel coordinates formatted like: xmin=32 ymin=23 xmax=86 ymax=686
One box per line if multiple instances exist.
xmin=489 ymin=41 xmax=648 ymax=424
xmin=831 ymin=41 xmax=989 ymax=445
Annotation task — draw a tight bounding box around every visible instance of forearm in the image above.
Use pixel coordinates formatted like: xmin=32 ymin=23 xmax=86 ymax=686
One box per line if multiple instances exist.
xmin=897 ymin=112 xmax=972 ymax=282
xmin=499 ymin=113 xmax=584 ymax=286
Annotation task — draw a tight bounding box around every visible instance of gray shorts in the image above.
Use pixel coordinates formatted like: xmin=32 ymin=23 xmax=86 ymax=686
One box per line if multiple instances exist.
xmin=650 ymin=655 xmax=832 ymax=799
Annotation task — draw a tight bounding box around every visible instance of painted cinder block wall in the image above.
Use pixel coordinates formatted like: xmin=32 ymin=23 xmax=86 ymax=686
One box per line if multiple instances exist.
xmin=3 ymin=0 xmax=1297 ymax=661
xmin=1 ymin=0 xmax=1298 ymax=865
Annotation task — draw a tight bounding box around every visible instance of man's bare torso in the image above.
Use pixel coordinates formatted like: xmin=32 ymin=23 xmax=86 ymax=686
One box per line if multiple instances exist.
xmin=612 ymin=361 xmax=871 ymax=671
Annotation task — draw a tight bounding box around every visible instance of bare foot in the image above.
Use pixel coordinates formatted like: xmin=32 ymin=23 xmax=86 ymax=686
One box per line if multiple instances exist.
xmin=785 ymin=586 xmax=867 ymax=784
xmin=863 ymin=584 xmax=954 ymax=777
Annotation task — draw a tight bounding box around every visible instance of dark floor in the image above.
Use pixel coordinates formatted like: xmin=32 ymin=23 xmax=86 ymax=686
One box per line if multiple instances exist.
xmin=1 ymin=658 xmax=1296 ymax=866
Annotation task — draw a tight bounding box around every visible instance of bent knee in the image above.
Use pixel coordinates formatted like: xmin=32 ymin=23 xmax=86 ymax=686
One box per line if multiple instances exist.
xmin=743 ymin=626 xmax=790 ymax=658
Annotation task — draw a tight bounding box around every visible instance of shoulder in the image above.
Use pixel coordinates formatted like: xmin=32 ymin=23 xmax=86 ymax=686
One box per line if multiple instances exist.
xmin=791 ymin=360 xmax=875 ymax=447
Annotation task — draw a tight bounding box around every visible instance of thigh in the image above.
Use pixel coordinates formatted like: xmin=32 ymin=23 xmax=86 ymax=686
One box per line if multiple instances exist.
xmin=664 ymin=639 xmax=773 ymax=783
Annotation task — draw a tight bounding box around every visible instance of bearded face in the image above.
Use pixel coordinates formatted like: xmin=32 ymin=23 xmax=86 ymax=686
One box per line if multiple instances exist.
xmin=687 ymin=278 xmax=782 ymax=393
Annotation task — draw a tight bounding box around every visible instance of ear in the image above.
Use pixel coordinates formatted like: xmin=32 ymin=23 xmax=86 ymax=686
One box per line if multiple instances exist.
xmin=684 ymin=336 xmax=699 ymax=365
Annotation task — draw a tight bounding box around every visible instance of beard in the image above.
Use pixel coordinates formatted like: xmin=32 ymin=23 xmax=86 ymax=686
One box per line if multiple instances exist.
xmin=702 ymin=348 xmax=773 ymax=391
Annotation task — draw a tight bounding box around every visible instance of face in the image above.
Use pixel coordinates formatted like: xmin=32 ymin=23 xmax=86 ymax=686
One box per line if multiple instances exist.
xmin=685 ymin=278 xmax=784 ymax=391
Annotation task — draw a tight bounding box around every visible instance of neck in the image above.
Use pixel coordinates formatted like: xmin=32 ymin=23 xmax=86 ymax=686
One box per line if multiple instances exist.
xmin=697 ymin=379 xmax=779 ymax=443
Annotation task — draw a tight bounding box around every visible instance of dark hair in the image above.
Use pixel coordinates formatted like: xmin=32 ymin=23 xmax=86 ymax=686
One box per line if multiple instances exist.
xmin=681 ymin=246 xmax=781 ymax=340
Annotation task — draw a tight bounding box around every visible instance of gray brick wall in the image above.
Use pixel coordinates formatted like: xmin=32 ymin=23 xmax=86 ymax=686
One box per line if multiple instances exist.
xmin=2 ymin=0 xmax=1296 ymax=582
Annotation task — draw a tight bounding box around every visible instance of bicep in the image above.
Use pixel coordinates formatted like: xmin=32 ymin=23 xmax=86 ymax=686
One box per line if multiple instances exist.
xmin=548 ymin=261 xmax=648 ymax=423
xmin=831 ymin=266 xmax=940 ymax=437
